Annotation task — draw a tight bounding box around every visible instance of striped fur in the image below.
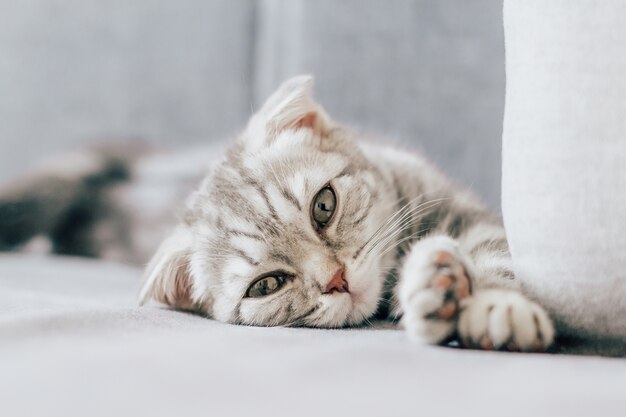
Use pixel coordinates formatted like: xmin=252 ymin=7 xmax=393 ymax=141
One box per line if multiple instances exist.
xmin=0 ymin=76 xmax=554 ymax=349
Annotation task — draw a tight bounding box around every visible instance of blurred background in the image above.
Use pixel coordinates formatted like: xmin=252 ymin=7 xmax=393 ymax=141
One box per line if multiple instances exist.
xmin=0 ymin=0 xmax=504 ymax=208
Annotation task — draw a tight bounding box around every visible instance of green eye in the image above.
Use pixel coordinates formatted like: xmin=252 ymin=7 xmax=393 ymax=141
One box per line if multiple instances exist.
xmin=246 ymin=274 xmax=284 ymax=298
xmin=311 ymin=186 xmax=337 ymax=229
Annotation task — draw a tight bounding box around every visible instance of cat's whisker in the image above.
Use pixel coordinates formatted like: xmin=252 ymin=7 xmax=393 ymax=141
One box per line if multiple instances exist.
xmin=355 ymin=215 xmax=436 ymax=273
xmin=364 ymin=193 xmax=430 ymax=242
xmin=360 ymin=199 xmax=446 ymax=262
xmin=362 ymin=196 xmax=446 ymax=255
xmin=355 ymin=194 xmax=424 ymax=250
xmin=378 ymin=188 xmax=444 ymax=218
xmin=370 ymin=219 xmax=431 ymax=254
xmin=368 ymin=219 xmax=434 ymax=258
xmin=377 ymin=297 xmax=394 ymax=306
xmin=362 ymin=316 xmax=375 ymax=328
xmin=266 ymin=159 xmax=286 ymax=189
xmin=354 ymin=198 xmax=425 ymax=261
xmin=373 ymin=227 xmax=432 ymax=260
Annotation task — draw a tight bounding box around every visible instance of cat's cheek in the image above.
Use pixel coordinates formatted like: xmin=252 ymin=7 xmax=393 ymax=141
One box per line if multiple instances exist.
xmin=210 ymin=287 xmax=251 ymax=324
xmin=345 ymin=283 xmax=381 ymax=326
xmin=349 ymin=258 xmax=387 ymax=308
xmin=211 ymin=298 xmax=238 ymax=323
xmin=237 ymin=299 xmax=276 ymax=326
xmin=236 ymin=296 xmax=295 ymax=327
xmin=350 ymin=289 xmax=382 ymax=325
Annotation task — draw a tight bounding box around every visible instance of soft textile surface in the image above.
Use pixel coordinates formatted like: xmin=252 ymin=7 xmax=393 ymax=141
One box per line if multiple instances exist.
xmin=502 ymin=1 xmax=626 ymax=338
xmin=0 ymin=255 xmax=624 ymax=417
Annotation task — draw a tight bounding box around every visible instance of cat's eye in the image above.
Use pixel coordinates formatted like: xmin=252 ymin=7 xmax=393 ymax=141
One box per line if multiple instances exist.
xmin=246 ymin=273 xmax=286 ymax=298
xmin=311 ymin=186 xmax=337 ymax=229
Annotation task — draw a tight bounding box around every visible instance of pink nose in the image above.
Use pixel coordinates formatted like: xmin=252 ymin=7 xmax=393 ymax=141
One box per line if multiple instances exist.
xmin=324 ymin=267 xmax=349 ymax=294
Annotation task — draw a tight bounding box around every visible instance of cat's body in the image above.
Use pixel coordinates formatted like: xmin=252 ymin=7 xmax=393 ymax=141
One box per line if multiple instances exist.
xmin=0 ymin=76 xmax=554 ymax=350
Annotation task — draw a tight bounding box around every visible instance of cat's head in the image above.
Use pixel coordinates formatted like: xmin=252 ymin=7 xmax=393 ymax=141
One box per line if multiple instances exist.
xmin=139 ymin=75 xmax=396 ymax=327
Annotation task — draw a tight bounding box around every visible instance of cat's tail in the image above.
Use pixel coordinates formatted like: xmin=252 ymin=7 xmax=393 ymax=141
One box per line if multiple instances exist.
xmin=0 ymin=141 xmax=150 ymax=255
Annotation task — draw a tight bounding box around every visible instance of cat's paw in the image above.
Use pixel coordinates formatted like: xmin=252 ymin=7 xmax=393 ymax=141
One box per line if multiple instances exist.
xmin=458 ymin=289 xmax=554 ymax=352
xmin=399 ymin=236 xmax=474 ymax=344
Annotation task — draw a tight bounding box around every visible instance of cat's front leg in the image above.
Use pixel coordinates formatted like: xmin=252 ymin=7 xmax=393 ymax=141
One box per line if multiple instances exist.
xmin=398 ymin=235 xmax=554 ymax=351
xmin=398 ymin=235 xmax=474 ymax=344
xmin=457 ymin=288 xmax=554 ymax=351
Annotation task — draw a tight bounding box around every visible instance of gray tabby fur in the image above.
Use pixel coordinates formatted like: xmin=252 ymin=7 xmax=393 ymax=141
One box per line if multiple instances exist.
xmin=0 ymin=76 xmax=554 ymax=351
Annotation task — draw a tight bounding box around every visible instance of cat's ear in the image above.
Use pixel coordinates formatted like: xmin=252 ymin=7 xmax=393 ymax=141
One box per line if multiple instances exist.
xmin=246 ymin=75 xmax=332 ymax=146
xmin=138 ymin=227 xmax=197 ymax=310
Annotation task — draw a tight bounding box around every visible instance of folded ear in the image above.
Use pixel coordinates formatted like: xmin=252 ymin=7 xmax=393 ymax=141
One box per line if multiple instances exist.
xmin=138 ymin=227 xmax=197 ymax=310
xmin=246 ymin=75 xmax=332 ymax=148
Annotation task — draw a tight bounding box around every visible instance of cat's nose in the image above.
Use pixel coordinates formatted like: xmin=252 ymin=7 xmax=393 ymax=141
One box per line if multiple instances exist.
xmin=323 ymin=267 xmax=349 ymax=294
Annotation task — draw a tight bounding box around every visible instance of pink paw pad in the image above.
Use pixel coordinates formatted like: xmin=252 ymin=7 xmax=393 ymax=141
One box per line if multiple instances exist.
xmin=428 ymin=250 xmax=472 ymax=321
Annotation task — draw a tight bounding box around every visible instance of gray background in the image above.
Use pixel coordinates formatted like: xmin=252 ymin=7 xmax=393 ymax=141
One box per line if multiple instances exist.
xmin=0 ymin=0 xmax=505 ymax=209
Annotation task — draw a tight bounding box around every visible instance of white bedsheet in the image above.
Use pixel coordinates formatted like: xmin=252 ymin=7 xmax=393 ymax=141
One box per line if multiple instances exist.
xmin=1 ymin=254 xmax=624 ymax=417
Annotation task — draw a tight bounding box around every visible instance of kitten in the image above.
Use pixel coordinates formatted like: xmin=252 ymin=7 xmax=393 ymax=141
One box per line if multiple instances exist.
xmin=0 ymin=75 xmax=554 ymax=351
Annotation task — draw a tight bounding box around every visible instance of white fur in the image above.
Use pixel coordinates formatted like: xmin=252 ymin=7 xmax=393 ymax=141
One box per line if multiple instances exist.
xmin=399 ymin=235 xmax=554 ymax=349
xmin=399 ymin=235 xmax=471 ymax=343
xmin=458 ymin=289 xmax=555 ymax=350
xmin=138 ymin=227 xmax=193 ymax=306
xmin=134 ymin=74 xmax=556 ymax=352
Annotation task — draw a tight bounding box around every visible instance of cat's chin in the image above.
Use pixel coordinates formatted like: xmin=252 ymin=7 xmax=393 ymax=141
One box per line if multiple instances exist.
xmin=314 ymin=291 xmax=376 ymax=328
xmin=306 ymin=293 xmax=352 ymax=328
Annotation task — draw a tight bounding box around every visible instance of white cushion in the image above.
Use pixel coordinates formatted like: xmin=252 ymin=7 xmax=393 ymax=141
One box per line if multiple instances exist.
xmin=502 ymin=0 xmax=626 ymax=338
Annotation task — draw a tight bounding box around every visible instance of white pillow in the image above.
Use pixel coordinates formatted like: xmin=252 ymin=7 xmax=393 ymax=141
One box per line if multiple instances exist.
xmin=502 ymin=0 xmax=626 ymax=338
